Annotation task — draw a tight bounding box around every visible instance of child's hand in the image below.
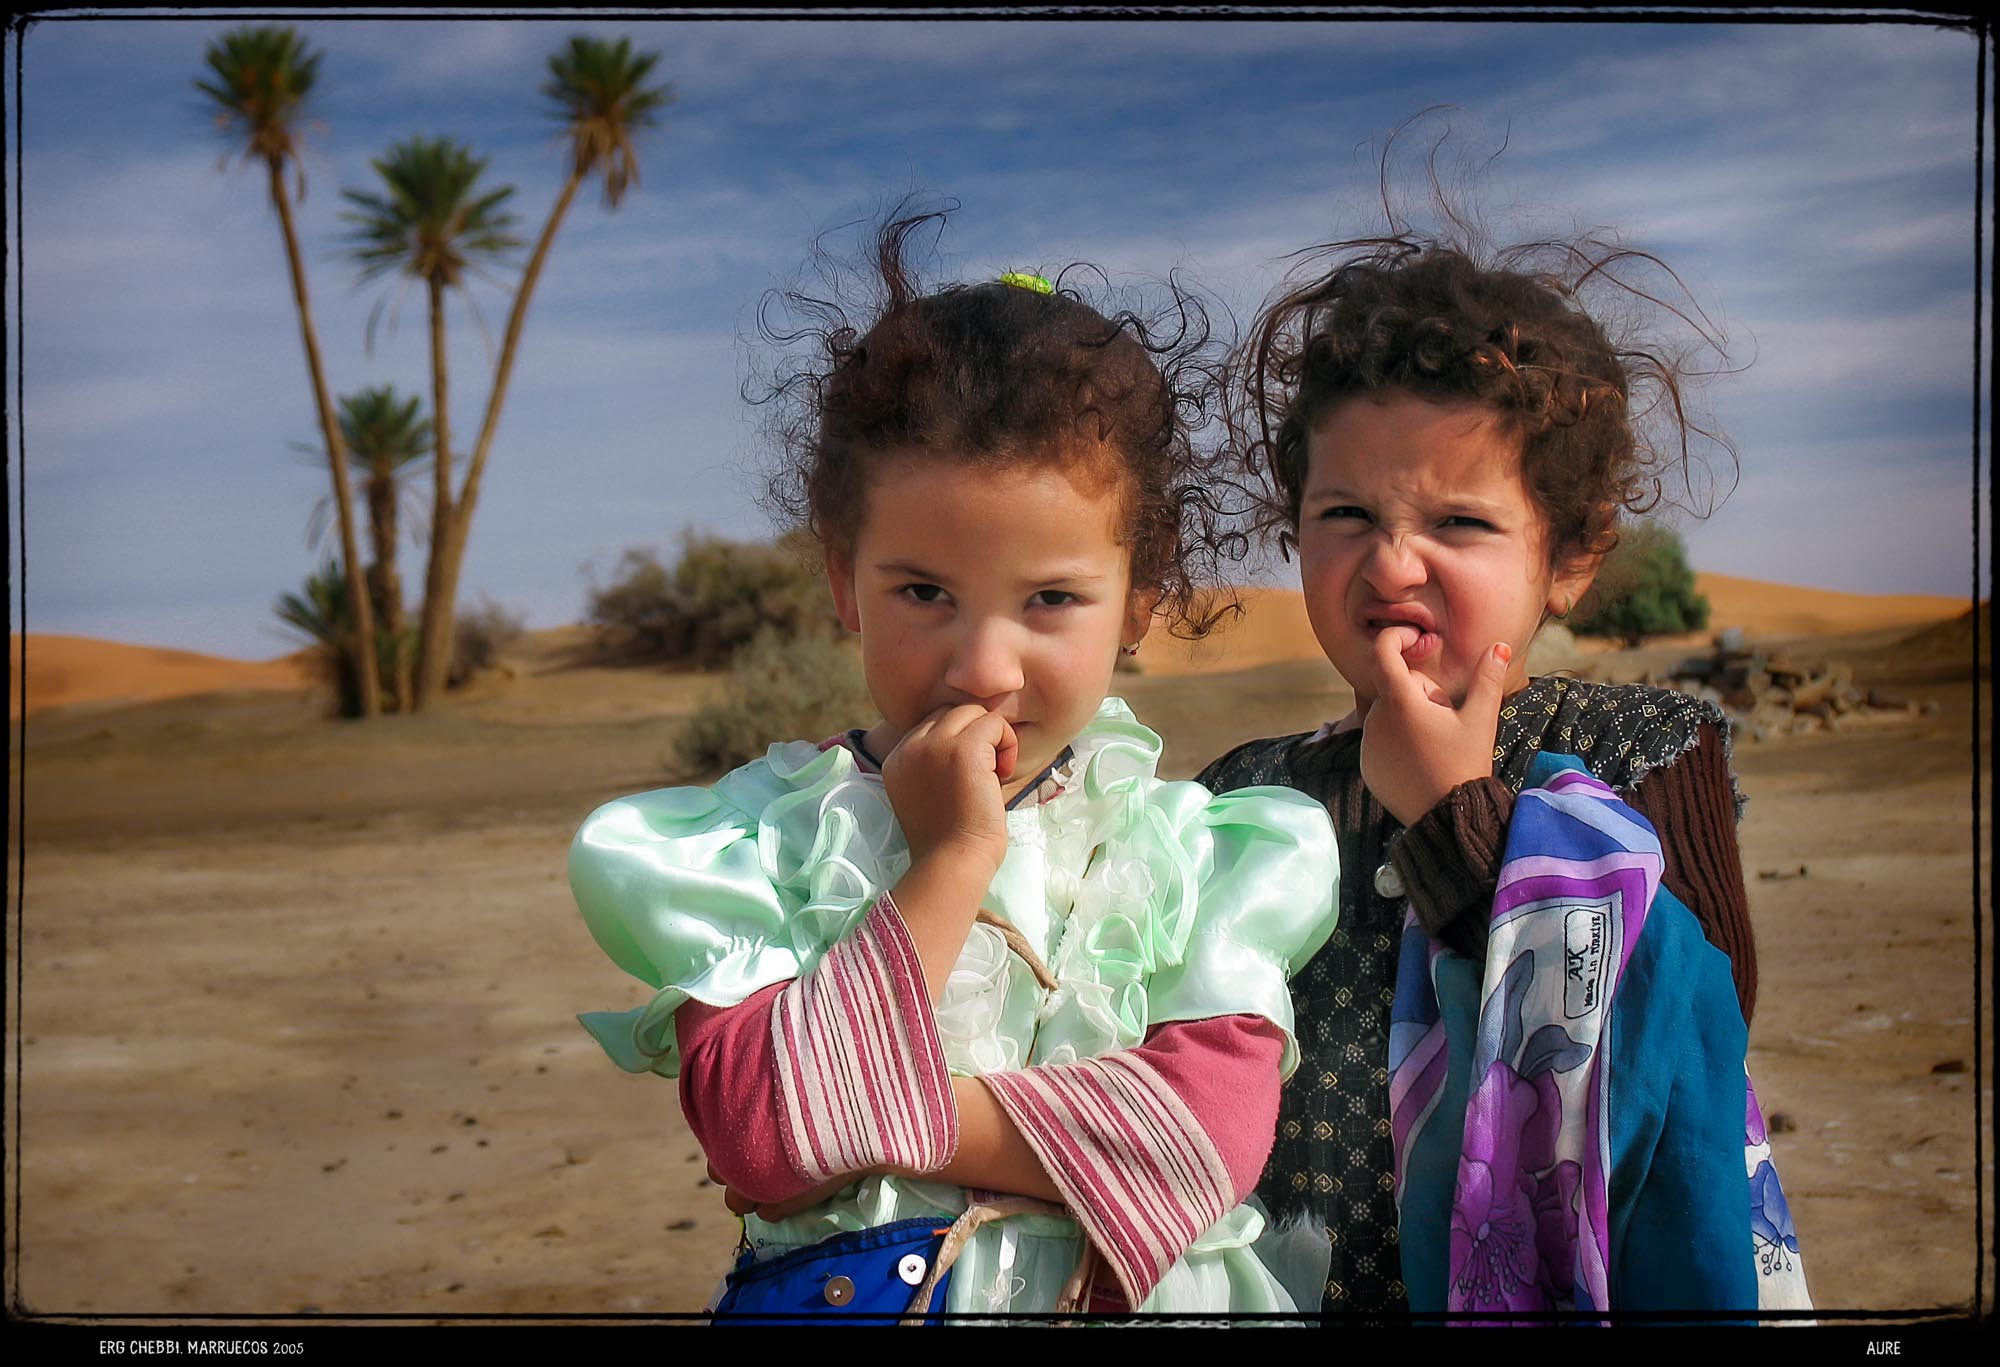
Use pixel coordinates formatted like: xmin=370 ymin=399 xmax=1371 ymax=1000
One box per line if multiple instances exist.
xmin=1359 ymin=629 xmax=1511 ymax=827
xmin=881 ymin=704 xmax=1017 ymax=873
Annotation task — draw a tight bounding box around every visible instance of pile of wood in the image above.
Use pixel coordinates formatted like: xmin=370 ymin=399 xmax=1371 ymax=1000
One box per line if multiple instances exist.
xmin=1650 ymin=628 xmax=1938 ymax=742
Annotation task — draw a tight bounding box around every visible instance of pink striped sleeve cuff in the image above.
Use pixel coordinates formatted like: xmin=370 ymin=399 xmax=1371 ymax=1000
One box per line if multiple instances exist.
xmin=769 ymin=893 xmax=959 ymax=1185
xmin=979 ymin=1052 xmax=1235 ymax=1308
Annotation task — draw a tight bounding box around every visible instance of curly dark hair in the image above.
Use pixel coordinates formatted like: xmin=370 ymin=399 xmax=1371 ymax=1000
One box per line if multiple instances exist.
xmin=756 ymin=202 xmax=1238 ymax=639
xmin=1233 ymin=228 xmax=1736 ymax=569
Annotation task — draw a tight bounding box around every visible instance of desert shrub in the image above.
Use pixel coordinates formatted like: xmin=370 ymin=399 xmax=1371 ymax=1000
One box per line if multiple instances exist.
xmin=675 ymin=629 xmax=874 ymax=773
xmin=586 ymin=533 xmax=836 ymax=666
xmin=1570 ymin=519 xmax=1710 ymax=647
xmin=584 ymin=547 xmax=677 ymax=656
xmin=450 ymin=597 xmax=526 ymax=687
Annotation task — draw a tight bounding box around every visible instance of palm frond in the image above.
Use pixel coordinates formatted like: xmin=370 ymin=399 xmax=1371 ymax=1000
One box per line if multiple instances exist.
xmin=542 ymin=35 xmax=674 ymax=207
xmin=456 ymin=273 xmax=501 ymax=370
xmin=337 ymin=386 xmax=435 ymax=476
xmin=342 ymin=136 xmax=524 ymax=289
xmin=304 ymin=493 xmax=335 ymax=551
xmin=293 ymin=389 xmax=435 ymax=551
xmin=274 ymin=561 xmax=352 ymax=648
xmin=196 ymin=25 xmax=321 ymax=165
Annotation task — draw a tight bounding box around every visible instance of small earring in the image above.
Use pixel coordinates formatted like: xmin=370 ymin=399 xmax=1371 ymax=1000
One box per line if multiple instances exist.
xmin=1552 ymin=598 xmax=1572 ymax=620
xmin=1120 ymin=641 xmax=1141 ymax=657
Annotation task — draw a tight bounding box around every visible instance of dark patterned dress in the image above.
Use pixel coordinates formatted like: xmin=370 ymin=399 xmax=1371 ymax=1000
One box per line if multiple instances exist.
xmin=1197 ymin=675 xmax=1754 ymax=1315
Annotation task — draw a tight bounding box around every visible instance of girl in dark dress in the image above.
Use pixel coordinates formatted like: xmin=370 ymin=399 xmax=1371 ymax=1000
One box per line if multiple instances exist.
xmin=1199 ymin=227 xmax=1769 ymax=1315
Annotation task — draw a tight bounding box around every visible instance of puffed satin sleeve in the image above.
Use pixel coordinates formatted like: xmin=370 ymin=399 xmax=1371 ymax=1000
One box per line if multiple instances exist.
xmin=1139 ymin=784 xmax=1341 ymax=1079
xmin=570 ymin=739 xmax=910 ymax=1077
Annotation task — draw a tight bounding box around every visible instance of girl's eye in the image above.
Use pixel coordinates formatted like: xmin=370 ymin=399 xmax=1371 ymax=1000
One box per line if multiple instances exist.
xmin=1317 ymin=505 xmax=1369 ymax=522
xmin=901 ymin=583 xmax=948 ymax=605
xmin=1030 ymin=590 xmax=1079 ymax=609
xmin=1442 ymin=515 xmax=1496 ymax=531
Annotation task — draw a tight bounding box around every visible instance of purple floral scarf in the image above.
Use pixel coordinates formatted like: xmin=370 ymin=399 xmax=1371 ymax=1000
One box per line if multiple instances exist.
xmin=1388 ymin=762 xmax=1811 ymax=1317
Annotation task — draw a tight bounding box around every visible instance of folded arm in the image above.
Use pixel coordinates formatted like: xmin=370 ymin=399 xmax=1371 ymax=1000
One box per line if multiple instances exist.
xmin=677 ymin=896 xmax=1286 ymax=1305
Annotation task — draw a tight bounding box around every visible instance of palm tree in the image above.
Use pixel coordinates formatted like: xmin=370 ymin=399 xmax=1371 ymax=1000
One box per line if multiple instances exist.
xmin=274 ymin=562 xmax=363 ymax=719
xmin=341 ymin=137 xmax=521 ymax=709
xmin=409 ymin=36 xmax=673 ymax=708
xmin=335 ymin=387 xmax=432 ymax=711
xmin=199 ymin=25 xmax=382 ymax=716
xmin=296 ymin=389 xmax=433 ymax=712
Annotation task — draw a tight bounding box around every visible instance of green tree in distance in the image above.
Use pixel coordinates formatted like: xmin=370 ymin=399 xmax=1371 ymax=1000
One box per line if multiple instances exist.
xmin=341 ymin=136 xmax=522 ymax=708
xmin=413 ymin=36 xmax=675 ymax=708
xmin=199 ymin=24 xmax=381 ymax=716
xmin=1569 ymin=518 xmax=1711 ymax=648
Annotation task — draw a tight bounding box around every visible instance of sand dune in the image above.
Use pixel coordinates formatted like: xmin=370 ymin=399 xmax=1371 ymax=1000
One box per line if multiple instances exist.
xmin=9 ymin=634 xmax=317 ymax=720
xmin=11 ymin=574 xmax=1971 ymax=715
xmin=1140 ymin=586 xmax=1322 ymax=677
xmin=1692 ymin=573 xmax=1968 ymax=639
xmin=1142 ymin=574 xmax=1970 ymax=677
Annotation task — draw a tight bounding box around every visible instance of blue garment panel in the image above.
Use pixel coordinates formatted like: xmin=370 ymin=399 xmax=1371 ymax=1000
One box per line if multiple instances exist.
xmin=1400 ymin=753 xmax=1758 ymax=1315
xmin=1398 ymin=953 xmax=1484 ymax=1313
xmin=713 ymin=1217 xmax=954 ymax=1324
xmin=1606 ymin=884 xmax=1756 ymax=1316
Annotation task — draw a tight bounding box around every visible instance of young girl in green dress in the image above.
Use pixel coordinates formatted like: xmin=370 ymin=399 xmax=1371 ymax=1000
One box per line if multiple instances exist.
xmin=570 ymin=208 xmax=1340 ymax=1319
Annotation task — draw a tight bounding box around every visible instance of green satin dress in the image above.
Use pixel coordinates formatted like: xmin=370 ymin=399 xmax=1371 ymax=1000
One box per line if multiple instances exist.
xmin=571 ymin=698 xmax=1340 ymax=1314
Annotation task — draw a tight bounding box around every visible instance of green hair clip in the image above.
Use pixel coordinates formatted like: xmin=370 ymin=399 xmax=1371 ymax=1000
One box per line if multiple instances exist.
xmin=999 ymin=271 xmax=1053 ymax=295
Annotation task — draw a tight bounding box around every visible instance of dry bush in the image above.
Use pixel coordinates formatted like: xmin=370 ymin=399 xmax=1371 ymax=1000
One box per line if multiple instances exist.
xmin=450 ymin=597 xmax=526 ymax=686
xmin=587 ymin=533 xmax=837 ymax=666
xmin=675 ymin=629 xmax=874 ymax=774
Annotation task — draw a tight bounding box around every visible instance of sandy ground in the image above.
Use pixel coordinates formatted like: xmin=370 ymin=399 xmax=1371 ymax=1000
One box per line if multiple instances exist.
xmin=6 ymin=588 xmax=1993 ymax=1323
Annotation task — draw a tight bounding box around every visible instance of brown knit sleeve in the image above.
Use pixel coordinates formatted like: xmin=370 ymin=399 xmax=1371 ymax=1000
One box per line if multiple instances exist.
xmin=1389 ymin=777 xmax=1513 ymax=960
xmin=1627 ymin=723 xmax=1758 ymax=1022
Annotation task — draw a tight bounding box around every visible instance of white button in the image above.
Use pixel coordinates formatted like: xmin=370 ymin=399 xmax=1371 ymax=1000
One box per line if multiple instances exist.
xmin=1373 ymin=861 xmax=1405 ymax=899
xmin=898 ymin=1253 xmax=928 ymax=1286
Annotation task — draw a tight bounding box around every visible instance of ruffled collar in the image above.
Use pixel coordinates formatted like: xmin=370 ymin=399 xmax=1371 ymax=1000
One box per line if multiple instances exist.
xmin=850 ymin=698 xmax=1176 ymax=1073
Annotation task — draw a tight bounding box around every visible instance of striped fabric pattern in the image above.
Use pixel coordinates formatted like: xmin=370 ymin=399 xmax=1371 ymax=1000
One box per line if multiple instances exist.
xmin=981 ymin=1051 xmax=1235 ymax=1308
xmin=770 ymin=893 xmax=960 ymax=1184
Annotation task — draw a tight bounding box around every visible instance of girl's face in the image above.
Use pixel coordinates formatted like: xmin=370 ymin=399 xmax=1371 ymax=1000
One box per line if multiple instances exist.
xmin=1297 ymin=391 xmax=1598 ymax=714
xmin=826 ymin=453 xmax=1154 ymax=800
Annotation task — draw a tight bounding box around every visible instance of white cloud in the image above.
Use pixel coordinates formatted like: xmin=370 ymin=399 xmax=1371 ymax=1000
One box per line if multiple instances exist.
xmin=1729 ymin=304 xmax=1973 ymax=400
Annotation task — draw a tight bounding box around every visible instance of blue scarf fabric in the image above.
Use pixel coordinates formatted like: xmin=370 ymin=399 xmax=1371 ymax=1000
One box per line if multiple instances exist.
xmin=1389 ymin=752 xmax=1809 ymax=1318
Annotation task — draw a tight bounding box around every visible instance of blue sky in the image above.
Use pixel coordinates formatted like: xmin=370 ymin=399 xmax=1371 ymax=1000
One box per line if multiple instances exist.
xmin=4 ymin=12 xmax=1990 ymax=659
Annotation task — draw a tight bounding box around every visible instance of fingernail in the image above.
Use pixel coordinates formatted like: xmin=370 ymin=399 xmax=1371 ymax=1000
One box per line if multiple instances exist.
xmin=1494 ymin=643 xmax=1513 ymax=664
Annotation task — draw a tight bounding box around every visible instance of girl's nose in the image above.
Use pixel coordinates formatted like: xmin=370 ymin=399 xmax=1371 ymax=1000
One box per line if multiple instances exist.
xmin=1360 ymin=532 xmax=1427 ymax=595
xmin=945 ymin=619 xmax=1026 ymax=702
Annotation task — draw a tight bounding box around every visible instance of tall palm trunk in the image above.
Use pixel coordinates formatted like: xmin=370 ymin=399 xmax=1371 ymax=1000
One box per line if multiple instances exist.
xmin=363 ymin=474 xmax=412 ymax=712
xmin=270 ymin=154 xmax=380 ymax=718
xmin=412 ymin=171 xmax=585 ymax=708
xmin=414 ymin=273 xmax=456 ymax=708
